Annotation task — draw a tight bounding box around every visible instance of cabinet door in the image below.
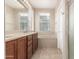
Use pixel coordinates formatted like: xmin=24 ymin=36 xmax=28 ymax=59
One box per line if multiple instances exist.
xmin=6 ymin=40 xmax=16 ymax=59
xmin=32 ymin=33 xmax=38 ymax=54
xmin=35 ymin=33 xmax=38 ymax=50
xmin=27 ymin=35 xmax=32 ymax=59
xmin=17 ymin=37 xmax=27 ymax=59
xmin=28 ymin=44 xmax=32 ymax=59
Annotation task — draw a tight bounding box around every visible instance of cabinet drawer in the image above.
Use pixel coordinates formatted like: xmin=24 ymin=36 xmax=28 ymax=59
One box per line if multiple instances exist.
xmin=28 ymin=35 xmax=32 ymax=41
xmin=28 ymin=39 xmax=32 ymax=46
xmin=33 ymin=34 xmax=38 ymax=40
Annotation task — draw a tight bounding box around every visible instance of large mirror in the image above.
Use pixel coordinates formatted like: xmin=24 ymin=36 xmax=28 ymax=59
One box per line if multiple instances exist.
xmin=5 ymin=0 xmax=29 ymax=34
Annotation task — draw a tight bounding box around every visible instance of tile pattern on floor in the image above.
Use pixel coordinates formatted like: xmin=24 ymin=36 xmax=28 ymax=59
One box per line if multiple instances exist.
xmin=31 ymin=48 xmax=62 ymax=59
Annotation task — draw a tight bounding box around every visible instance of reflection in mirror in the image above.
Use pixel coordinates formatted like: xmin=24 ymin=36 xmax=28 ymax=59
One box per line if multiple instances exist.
xmin=18 ymin=9 xmax=29 ymax=32
xmin=5 ymin=0 xmax=29 ymax=34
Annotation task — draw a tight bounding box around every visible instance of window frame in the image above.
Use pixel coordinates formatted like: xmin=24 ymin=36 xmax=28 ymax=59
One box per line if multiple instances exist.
xmin=39 ymin=13 xmax=50 ymax=32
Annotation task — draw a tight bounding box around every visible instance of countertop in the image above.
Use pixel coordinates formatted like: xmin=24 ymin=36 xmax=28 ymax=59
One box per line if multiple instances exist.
xmin=5 ymin=32 xmax=37 ymax=42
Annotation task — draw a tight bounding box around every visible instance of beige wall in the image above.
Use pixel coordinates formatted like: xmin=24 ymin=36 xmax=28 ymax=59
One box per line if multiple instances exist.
xmin=34 ymin=8 xmax=57 ymax=48
xmin=5 ymin=5 xmax=18 ymax=34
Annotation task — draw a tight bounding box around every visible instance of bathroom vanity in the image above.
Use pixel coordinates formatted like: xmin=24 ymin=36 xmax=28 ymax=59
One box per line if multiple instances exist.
xmin=5 ymin=32 xmax=38 ymax=59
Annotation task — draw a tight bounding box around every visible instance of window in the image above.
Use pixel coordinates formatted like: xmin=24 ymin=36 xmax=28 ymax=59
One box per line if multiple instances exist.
xmin=39 ymin=13 xmax=50 ymax=32
xmin=20 ymin=13 xmax=29 ymax=32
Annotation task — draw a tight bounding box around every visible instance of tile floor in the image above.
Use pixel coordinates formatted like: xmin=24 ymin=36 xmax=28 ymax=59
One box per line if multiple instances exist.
xmin=31 ymin=48 xmax=62 ymax=59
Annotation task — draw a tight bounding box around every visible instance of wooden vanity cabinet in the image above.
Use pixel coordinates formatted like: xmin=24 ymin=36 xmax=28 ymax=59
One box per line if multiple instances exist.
xmin=6 ymin=40 xmax=16 ymax=59
xmin=32 ymin=33 xmax=38 ymax=54
xmin=6 ymin=33 xmax=38 ymax=59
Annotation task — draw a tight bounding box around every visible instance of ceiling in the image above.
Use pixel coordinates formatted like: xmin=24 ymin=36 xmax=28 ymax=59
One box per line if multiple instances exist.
xmin=28 ymin=0 xmax=59 ymax=9
xmin=5 ymin=0 xmax=60 ymax=9
xmin=5 ymin=0 xmax=24 ymax=9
